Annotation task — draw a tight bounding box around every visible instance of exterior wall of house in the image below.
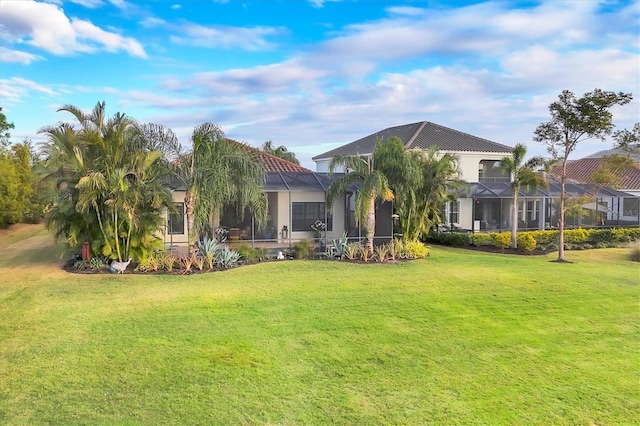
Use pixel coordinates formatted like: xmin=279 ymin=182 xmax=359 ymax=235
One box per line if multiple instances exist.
xmin=280 ymin=190 xmax=346 ymax=242
xmin=449 ymin=151 xmax=510 ymax=182
xmin=159 ymin=190 xmax=189 ymax=247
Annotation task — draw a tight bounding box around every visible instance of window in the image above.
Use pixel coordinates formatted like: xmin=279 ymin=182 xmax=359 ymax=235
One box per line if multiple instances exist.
xmin=623 ymin=198 xmax=639 ymax=217
xmin=449 ymin=201 xmax=459 ymax=224
xmin=292 ymin=202 xmax=333 ymax=232
xmin=527 ymin=200 xmax=538 ymax=222
xmin=168 ymin=202 xmax=184 ymax=234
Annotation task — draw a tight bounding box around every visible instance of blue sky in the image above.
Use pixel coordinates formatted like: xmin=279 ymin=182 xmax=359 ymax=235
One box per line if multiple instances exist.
xmin=1 ymin=0 xmax=638 ymax=168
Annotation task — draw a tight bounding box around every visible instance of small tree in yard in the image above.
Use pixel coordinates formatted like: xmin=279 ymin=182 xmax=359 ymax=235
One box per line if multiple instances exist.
xmin=533 ymin=88 xmax=632 ymax=262
xmin=499 ymin=143 xmax=546 ymax=249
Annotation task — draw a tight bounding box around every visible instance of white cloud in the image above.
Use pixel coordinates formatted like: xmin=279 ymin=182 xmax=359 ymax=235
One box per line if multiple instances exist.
xmin=69 ymin=0 xmax=104 ymax=8
xmin=0 ymin=77 xmax=59 ymax=104
xmin=0 ymin=47 xmax=43 ymax=64
xmin=169 ymin=22 xmax=282 ymax=51
xmin=0 ymin=0 xmax=146 ymax=58
xmin=309 ymin=0 xmax=341 ymax=8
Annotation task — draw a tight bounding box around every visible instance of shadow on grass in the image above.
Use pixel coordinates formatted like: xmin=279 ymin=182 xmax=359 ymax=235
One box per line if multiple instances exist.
xmin=0 ymin=244 xmax=66 ymax=269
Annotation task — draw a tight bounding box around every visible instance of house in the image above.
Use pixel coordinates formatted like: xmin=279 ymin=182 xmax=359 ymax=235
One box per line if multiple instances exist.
xmin=313 ymin=121 xmax=516 ymax=232
xmin=163 ymin=146 xmax=347 ymax=248
xmin=549 ymin=146 xmax=640 ymax=226
xmin=314 ymin=121 xmax=639 ymax=233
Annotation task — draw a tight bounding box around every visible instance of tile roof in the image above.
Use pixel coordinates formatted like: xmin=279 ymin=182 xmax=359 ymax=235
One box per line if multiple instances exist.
xmin=312 ymin=121 xmax=513 ymax=160
xmin=228 ymin=139 xmax=312 ymax=173
xmin=552 ymin=157 xmax=640 ymax=190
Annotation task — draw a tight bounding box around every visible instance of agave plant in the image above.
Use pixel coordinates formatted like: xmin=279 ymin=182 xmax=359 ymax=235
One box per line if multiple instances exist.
xmin=216 ymin=247 xmax=241 ymax=269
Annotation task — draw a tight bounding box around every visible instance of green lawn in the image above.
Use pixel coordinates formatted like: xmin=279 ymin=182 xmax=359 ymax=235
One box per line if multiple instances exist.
xmin=1 ymin=225 xmax=638 ymax=425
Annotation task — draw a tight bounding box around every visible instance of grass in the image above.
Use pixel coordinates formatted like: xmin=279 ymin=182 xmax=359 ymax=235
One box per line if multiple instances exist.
xmin=0 ymin=224 xmax=638 ymax=425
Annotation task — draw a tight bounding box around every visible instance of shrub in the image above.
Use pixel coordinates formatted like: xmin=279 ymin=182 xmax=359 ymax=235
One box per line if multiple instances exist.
xmin=517 ymin=233 xmax=537 ymax=252
xmin=591 ymin=229 xmax=614 ymax=244
xmin=344 ymin=243 xmax=360 ymax=260
xmin=491 ymin=232 xmax=511 ymax=250
xmin=470 ymin=233 xmax=493 ymax=246
xmin=429 ymin=232 xmax=471 ymax=247
xmin=359 ymin=245 xmax=372 ymax=262
xmin=403 ymin=240 xmax=430 ymax=259
xmin=630 ymin=242 xmax=640 ymax=262
xmin=216 ymin=248 xmax=241 ymax=269
xmin=292 ymin=240 xmax=313 ymax=259
xmin=374 ymin=244 xmax=389 ymax=262
xmin=88 ymin=257 xmax=108 ymax=270
xmin=234 ymin=244 xmax=260 ymax=263
xmin=387 ymin=239 xmax=399 ymax=261
xmin=565 ymin=228 xmax=589 ymax=244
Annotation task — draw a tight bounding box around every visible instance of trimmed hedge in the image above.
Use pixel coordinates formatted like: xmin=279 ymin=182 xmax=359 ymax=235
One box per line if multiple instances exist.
xmin=429 ymin=227 xmax=640 ymax=252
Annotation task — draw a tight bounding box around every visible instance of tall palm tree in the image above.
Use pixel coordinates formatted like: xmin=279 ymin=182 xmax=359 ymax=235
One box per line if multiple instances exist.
xmin=499 ymin=143 xmax=547 ymax=249
xmin=160 ymin=123 xmax=267 ymax=250
xmin=262 ymin=140 xmax=300 ymax=164
xmin=393 ymin=147 xmax=466 ymax=240
xmin=326 ymin=138 xmax=407 ymax=252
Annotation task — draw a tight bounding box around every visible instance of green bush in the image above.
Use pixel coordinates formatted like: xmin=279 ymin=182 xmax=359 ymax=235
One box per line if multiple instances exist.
xmin=516 ymin=233 xmax=537 ymax=252
xmin=630 ymin=242 xmax=640 ymax=262
xmin=490 ymin=232 xmax=511 ymax=250
xmin=403 ymin=240 xmax=430 ymax=259
xmin=428 ymin=232 xmax=471 ymax=247
xmin=293 ymin=240 xmax=313 ymax=259
xmin=470 ymin=233 xmax=493 ymax=246
xmin=234 ymin=244 xmax=260 ymax=263
xmin=565 ymin=228 xmax=589 ymax=244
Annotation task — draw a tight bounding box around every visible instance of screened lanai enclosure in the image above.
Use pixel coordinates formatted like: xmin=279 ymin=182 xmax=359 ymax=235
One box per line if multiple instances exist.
xmin=468 ymin=182 xmax=640 ymax=232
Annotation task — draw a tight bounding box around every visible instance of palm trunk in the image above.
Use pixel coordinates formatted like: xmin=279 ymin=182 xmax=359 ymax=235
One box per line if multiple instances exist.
xmin=365 ymin=196 xmax=376 ymax=252
xmin=113 ymin=209 xmax=122 ymax=262
xmin=185 ymin=187 xmax=197 ymax=254
xmin=511 ymin=192 xmax=518 ymax=249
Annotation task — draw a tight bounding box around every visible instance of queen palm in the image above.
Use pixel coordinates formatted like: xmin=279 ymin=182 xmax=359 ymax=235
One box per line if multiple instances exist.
xmin=160 ymin=122 xmax=267 ymax=250
xmin=326 ymin=138 xmax=408 ymax=252
xmin=499 ymin=143 xmax=547 ymax=249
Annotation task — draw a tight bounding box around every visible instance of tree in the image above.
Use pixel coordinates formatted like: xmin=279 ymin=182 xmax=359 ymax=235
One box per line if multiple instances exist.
xmin=392 ymin=146 xmax=466 ymax=240
xmin=39 ymin=102 xmax=174 ymax=261
xmin=326 ymin=138 xmax=403 ymax=252
xmin=261 ymin=140 xmax=300 ymax=164
xmin=161 ymin=123 xmax=267 ymax=250
xmin=533 ymin=88 xmax=632 ymax=262
xmin=499 ymin=143 xmax=547 ymax=249
xmin=0 ymin=107 xmax=14 ymax=148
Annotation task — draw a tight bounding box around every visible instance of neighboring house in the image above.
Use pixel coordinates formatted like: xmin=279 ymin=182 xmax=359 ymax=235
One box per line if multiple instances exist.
xmin=549 ymin=147 xmax=640 ymax=226
xmin=313 ymin=121 xmax=516 ymax=232
xmin=314 ymin=121 xmax=639 ymax=233
xmin=163 ymin=146 xmax=347 ymax=248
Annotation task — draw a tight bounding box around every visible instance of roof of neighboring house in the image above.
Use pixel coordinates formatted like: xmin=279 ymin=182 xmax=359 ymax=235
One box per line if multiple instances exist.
xmin=552 ymin=157 xmax=640 ymax=190
xmin=265 ymin=171 xmax=344 ymax=192
xmin=470 ymin=181 xmax=632 ymax=199
xmin=231 ymin=139 xmax=311 ymax=173
xmin=312 ymin=121 xmax=513 ymax=160
xmin=586 ymin=144 xmax=640 ymax=162
xmin=258 ymin=150 xmax=312 ymax=173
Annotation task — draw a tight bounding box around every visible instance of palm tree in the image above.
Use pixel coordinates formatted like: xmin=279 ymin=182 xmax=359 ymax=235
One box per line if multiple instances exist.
xmin=161 ymin=123 xmax=267 ymax=250
xmin=39 ymin=102 xmax=173 ymax=261
xmin=326 ymin=138 xmax=407 ymax=252
xmin=393 ymin=147 xmax=466 ymax=240
xmin=499 ymin=143 xmax=547 ymax=249
xmin=262 ymin=140 xmax=300 ymax=164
